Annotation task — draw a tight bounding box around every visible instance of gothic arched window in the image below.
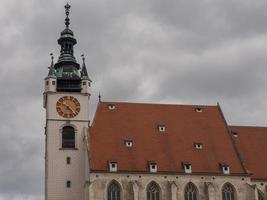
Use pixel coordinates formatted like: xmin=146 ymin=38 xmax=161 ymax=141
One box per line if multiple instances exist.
xmin=107 ymin=181 xmax=121 ymax=200
xmin=222 ymin=183 xmax=235 ymax=200
xmin=62 ymin=126 xmax=75 ymax=148
xmin=147 ymin=181 xmax=160 ymax=200
xmin=184 ymin=182 xmax=198 ymax=200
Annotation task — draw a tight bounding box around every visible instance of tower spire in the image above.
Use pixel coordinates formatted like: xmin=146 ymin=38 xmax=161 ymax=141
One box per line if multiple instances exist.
xmin=55 ymin=3 xmax=78 ymax=65
xmin=46 ymin=53 xmax=56 ymax=78
xmin=50 ymin=53 xmax=54 ymax=67
xmin=81 ymin=54 xmax=90 ymax=80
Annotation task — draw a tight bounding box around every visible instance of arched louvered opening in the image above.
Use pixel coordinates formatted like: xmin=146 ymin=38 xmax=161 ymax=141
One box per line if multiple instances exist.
xmin=147 ymin=181 xmax=160 ymax=200
xmin=184 ymin=182 xmax=198 ymax=200
xmin=107 ymin=180 xmax=121 ymax=200
xmin=62 ymin=126 xmax=75 ymax=148
xmin=222 ymin=183 xmax=236 ymax=200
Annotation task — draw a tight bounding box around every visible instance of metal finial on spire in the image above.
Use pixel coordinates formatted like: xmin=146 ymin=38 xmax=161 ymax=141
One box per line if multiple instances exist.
xmin=49 ymin=53 xmax=54 ymax=68
xmin=81 ymin=54 xmax=85 ymax=65
xmin=64 ymin=3 xmax=71 ymax=28
xmin=98 ymin=92 xmax=102 ymax=102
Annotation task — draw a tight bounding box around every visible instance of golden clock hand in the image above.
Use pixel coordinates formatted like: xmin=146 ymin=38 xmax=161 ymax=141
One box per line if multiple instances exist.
xmin=63 ymin=102 xmax=76 ymax=114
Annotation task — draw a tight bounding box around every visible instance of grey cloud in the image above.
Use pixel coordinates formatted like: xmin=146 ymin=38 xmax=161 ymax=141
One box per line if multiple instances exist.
xmin=1 ymin=0 xmax=267 ymax=199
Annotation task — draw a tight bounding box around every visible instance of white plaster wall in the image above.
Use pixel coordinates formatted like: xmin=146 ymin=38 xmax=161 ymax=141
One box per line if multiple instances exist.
xmin=88 ymin=173 xmax=252 ymax=200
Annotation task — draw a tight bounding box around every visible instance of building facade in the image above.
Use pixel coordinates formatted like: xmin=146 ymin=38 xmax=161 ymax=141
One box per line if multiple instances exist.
xmin=44 ymin=4 xmax=267 ymax=200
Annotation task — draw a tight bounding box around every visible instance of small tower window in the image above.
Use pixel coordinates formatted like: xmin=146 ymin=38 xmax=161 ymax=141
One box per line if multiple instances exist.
xmin=220 ymin=163 xmax=230 ymax=174
xmin=82 ymin=81 xmax=86 ymax=86
xmin=124 ymin=140 xmax=133 ymax=147
xmin=108 ymin=104 xmax=116 ymax=110
xmin=66 ymin=180 xmax=71 ymax=188
xmin=195 ymin=107 xmax=203 ymax=112
xmin=158 ymin=125 xmax=166 ymax=132
xmin=194 ymin=143 xmax=203 ymax=149
xmin=183 ymin=162 xmax=192 ymax=173
xmin=109 ymin=161 xmax=117 ymax=172
xmin=148 ymin=161 xmax=157 ymax=173
xmin=52 ymin=81 xmax=56 ymax=85
xmin=66 ymin=157 xmax=71 ymax=164
xmin=46 ymin=81 xmax=49 ymax=86
xmin=88 ymin=82 xmax=91 ymax=87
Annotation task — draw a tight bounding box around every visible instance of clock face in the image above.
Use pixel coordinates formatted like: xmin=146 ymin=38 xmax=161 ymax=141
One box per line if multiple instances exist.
xmin=56 ymin=96 xmax=80 ymax=118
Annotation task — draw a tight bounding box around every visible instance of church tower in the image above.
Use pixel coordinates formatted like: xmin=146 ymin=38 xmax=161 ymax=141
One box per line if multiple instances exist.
xmin=43 ymin=4 xmax=91 ymax=200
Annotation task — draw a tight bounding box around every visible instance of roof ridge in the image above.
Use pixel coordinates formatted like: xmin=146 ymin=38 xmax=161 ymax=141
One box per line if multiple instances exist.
xmin=98 ymin=101 xmax=218 ymax=107
xmin=230 ymin=125 xmax=267 ymax=129
xmin=217 ymin=103 xmax=249 ymax=175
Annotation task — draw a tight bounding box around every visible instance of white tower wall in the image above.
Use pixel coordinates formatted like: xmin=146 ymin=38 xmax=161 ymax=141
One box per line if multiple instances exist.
xmin=44 ymin=92 xmax=90 ymax=200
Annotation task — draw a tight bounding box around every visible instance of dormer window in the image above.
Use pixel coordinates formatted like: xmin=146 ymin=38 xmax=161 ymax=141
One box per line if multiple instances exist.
xmin=232 ymin=131 xmax=238 ymax=138
xmin=148 ymin=161 xmax=157 ymax=173
xmin=158 ymin=125 xmax=166 ymax=132
xmin=124 ymin=140 xmax=133 ymax=147
xmin=194 ymin=143 xmax=203 ymax=149
xmin=109 ymin=161 xmax=117 ymax=172
xmin=183 ymin=162 xmax=192 ymax=173
xmin=220 ymin=163 xmax=230 ymax=174
xmin=108 ymin=104 xmax=115 ymax=110
xmin=195 ymin=107 xmax=203 ymax=112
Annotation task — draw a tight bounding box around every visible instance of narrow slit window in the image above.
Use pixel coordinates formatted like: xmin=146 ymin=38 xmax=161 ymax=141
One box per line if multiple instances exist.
xmin=66 ymin=157 xmax=71 ymax=164
xmin=66 ymin=180 xmax=71 ymax=188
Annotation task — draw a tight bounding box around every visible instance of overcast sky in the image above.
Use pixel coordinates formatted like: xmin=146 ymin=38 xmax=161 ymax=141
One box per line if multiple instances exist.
xmin=1 ymin=0 xmax=267 ymax=199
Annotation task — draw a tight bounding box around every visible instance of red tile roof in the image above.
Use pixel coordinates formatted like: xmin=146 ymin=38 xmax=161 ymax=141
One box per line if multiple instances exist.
xmin=230 ymin=126 xmax=267 ymax=180
xmin=89 ymin=102 xmax=246 ymax=175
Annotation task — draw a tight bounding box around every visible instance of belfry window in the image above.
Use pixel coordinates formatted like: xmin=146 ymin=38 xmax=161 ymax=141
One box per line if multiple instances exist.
xmin=184 ymin=182 xmax=198 ymax=200
xmin=147 ymin=181 xmax=160 ymax=200
xmin=62 ymin=126 xmax=75 ymax=148
xmin=107 ymin=181 xmax=121 ymax=200
xmin=222 ymin=183 xmax=235 ymax=200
